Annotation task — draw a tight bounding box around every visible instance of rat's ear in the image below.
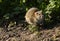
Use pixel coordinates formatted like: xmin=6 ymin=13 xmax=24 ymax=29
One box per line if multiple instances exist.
xmin=35 ymin=12 xmax=38 ymax=14
xmin=34 ymin=12 xmax=38 ymax=16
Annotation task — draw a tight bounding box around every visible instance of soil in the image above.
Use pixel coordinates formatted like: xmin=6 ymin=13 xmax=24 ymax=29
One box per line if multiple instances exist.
xmin=0 ymin=23 xmax=60 ymax=41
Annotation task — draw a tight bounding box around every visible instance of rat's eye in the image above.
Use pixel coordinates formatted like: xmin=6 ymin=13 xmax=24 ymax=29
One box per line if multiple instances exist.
xmin=39 ymin=14 xmax=41 ymax=15
xmin=36 ymin=13 xmax=41 ymax=15
xmin=36 ymin=12 xmax=38 ymax=14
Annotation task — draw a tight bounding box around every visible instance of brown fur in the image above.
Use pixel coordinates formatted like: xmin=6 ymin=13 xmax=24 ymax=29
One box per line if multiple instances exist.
xmin=25 ymin=7 xmax=44 ymax=26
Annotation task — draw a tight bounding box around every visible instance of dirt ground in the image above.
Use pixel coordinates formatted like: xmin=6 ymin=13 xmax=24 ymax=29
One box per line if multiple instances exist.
xmin=0 ymin=23 xmax=60 ymax=41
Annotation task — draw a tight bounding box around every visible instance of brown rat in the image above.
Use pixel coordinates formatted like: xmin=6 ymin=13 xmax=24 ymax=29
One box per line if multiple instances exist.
xmin=25 ymin=7 xmax=44 ymax=26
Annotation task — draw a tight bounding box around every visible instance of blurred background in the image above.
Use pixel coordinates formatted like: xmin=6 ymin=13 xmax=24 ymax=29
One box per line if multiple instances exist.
xmin=0 ymin=0 xmax=60 ymax=28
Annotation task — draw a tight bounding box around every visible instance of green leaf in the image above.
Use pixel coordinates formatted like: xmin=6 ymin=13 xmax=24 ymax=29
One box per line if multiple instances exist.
xmin=0 ymin=0 xmax=2 ymax=3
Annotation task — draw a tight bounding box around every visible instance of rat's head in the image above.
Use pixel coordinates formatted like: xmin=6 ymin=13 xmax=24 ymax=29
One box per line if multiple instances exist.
xmin=34 ymin=10 xmax=44 ymax=20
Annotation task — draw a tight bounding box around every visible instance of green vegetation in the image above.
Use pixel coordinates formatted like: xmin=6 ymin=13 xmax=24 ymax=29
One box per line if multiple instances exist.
xmin=0 ymin=0 xmax=60 ymax=28
xmin=27 ymin=25 xmax=39 ymax=32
